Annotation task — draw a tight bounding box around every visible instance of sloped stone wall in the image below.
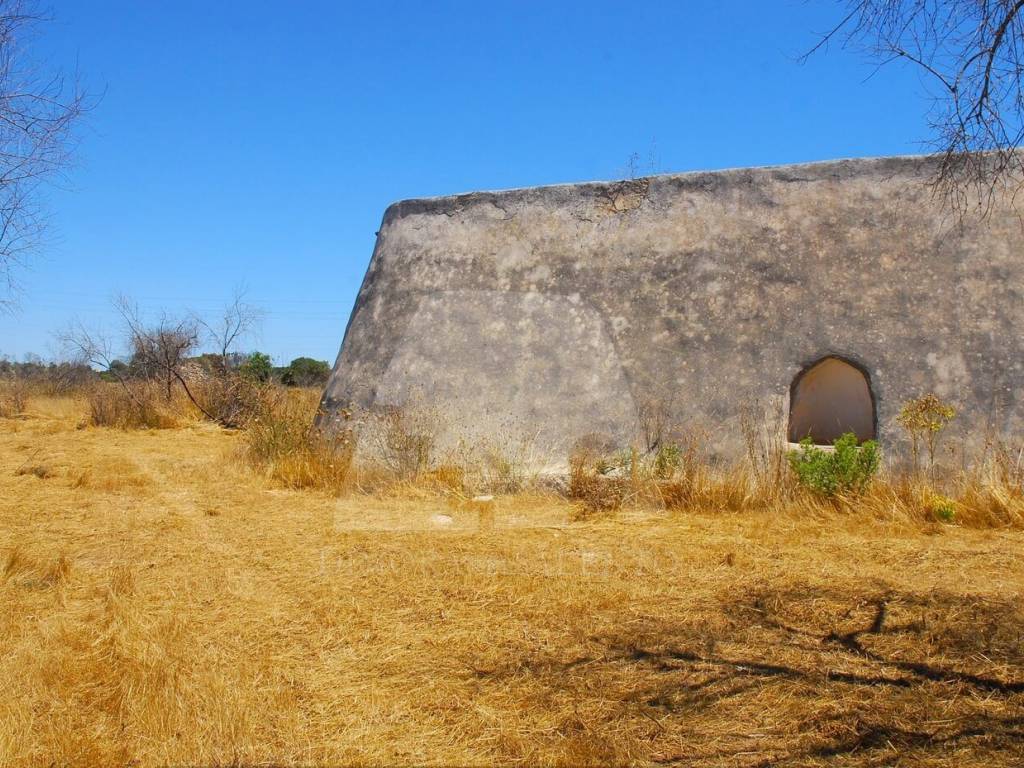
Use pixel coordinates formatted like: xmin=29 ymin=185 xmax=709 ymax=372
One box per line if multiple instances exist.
xmin=320 ymin=156 xmax=1024 ymax=462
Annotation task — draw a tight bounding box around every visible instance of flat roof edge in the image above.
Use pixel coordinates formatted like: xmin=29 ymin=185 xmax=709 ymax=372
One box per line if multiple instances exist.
xmin=381 ymin=153 xmax=941 ymax=222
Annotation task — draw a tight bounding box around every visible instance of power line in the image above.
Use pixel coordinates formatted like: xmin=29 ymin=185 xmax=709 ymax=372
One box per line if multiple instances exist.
xmin=22 ymin=288 xmax=354 ymax=306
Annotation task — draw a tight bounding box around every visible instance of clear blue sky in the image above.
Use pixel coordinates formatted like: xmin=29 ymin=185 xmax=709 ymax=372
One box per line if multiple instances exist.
xmin=1 ymin=0 xmax=929 ymax=365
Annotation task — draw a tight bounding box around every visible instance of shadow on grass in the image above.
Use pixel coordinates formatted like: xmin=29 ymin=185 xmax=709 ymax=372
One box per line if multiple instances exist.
xmin=471 ymin=583 xmax=1024 ymax=765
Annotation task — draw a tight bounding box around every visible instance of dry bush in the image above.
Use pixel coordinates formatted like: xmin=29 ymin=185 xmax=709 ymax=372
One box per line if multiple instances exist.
xmin=985 ymin=434 xmax=1024 ymax=490
xmin=86 ymin=382 xmax=179 ymax=430
xmin=421 ymin=463 xmax=466 ymax=494
xmin=469 ymin=439 xmax=537 ymax=494
xmin=751 ymin=466 xmax=1024 ymax=530
xmin=243 ymin=386 xmax=354 ymax=494
xmin=0 ymin=376 xmax=29 ymax=417
xmin=659 ymin=466 xmax=754 ymax=513
xmin=15 ymin=462 xmax=51 ymax=479
xmin=361 ymin=405 xmax=437 ymax=482
xmin=236 ymin=383 xmax=1024 ymax=529
xmin=185 ymin=367 xmax=264 ymax=428
xmin=635 ymin=393 xmax=674 ymax=453
xmin=948 ymin=461 xmax=1024 ymax=528
xmin=438 ymin=426 xmax=549 ymax=496
xmin=31 ymin=365 xmax=94 ymax=396
xmin=656 ymin=402 xmax=795 ymax=514
xmin=345 ymin=408 xmax=559 ymax=498
xmin=563 ymin=399 xmax=798 ymax=517
xmin=567 ymin=448 xmax=630 ymax=517
xmin=7 ymin=362 xmax=95 ymax=397
xmin=560 ymin=396 xmax=1024 ymax=529
xmin=566 ymin=422 xmax=783 ymax=517
xmin=738 ymin=399 xmax=791 ymax=504
xmin=653 ymin=428 xmax=714 ymax=509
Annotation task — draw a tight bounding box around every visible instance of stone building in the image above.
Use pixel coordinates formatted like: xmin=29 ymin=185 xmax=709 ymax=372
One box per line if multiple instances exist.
xmin=319 ymin=155 xmax=1023 ymax=461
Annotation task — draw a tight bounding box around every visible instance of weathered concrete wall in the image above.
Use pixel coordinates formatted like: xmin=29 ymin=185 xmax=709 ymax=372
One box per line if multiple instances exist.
xmin=320 ymin=155 xmax=1024 ymax=462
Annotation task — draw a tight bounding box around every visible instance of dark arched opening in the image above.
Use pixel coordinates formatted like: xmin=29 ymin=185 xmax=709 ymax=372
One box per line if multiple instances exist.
xmin=788 ymin=356 xmax=876 ymax=444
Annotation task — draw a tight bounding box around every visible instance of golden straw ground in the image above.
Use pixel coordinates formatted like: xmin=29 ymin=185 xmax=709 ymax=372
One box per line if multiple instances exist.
xmin=1 ymin=396 xmax=1023 ymax=766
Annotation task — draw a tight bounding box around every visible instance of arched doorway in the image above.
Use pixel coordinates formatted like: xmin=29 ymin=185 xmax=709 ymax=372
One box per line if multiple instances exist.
xmin=788 ymin=356 xmax=876 ymax=444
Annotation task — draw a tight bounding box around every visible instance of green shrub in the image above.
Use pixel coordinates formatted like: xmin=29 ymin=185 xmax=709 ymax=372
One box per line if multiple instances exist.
xmin=240 ymin=352 xmax=273 ymax=383
xmin=653 ymin=442 xmax=683 ymax=479
xmin=787 ymin=432 xmax=880 ymax=497
xmin=279 ymin=357 xmax=331 ymax=387
xmin=930 ymin=495 xmax=957 ymax=523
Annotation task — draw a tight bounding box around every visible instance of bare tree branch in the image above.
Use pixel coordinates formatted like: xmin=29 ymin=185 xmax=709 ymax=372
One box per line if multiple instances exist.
xmin=194 ymin=288 xmax=265 ymax=373
xmin=57 ymin=320 xmax=145 ymax=408
xmin=809 ymin=1 xmax=1024 ymax=218
xmin=0 ymin=1 xmax=89 ymax=305
xmin=111 ymin=294 xmax=220 ymax=422
xmin=59 ymin=292 xmax=267 ymax=429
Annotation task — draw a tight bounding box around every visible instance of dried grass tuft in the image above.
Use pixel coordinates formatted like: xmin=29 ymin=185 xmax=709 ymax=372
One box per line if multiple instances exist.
xmin=86 ymin=382 xmax=180 ymax=430
xmin=242 ymin=386 xmax=354 ymax=494
xmin=3 ymin=548 xmax=71 ymax=589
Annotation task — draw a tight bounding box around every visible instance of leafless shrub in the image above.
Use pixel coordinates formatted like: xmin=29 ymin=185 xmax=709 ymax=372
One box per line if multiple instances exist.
xmin=194 ymin=290 xmax=264 ymax=377
xmin=185 ymin=365 xmax=264 ymax=429
xmin=421 ymin=463 xmax=466 ymax=495
xmin=739 ymin=398 xmax=791 ymax=502
xmin=59 ymin=301 xmax=204 ymax=423
xmin=655 ymin=428 xmax=710 ymax=508
xmin=636 ymin=394 xmax=674 ymax=453
xmin=440 ymin=424 xmax=549 ymax=495
xmin=0 ymin=358 xmax=93 ymax=395
xmin=475 ymin=434 xmax=542 ymax=493
xmin=115 ymin=296 xmax=201 ymax=402
xmin=61 ymin=294 xmax=266 ymax=428
xmin=989 ymin=435 xmax=1024 ymax=489
xmin=572 ymin=432 xmax=620 ymax=460
xmin=0 ymin=373 xmax=27 ymax=417
xmin=562 ymin=403 xmax=794 ymax=515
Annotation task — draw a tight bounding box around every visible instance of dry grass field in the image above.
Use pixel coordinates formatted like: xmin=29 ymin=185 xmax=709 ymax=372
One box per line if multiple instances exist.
xmin=2 ymin=395 xmax=1023 ymax=766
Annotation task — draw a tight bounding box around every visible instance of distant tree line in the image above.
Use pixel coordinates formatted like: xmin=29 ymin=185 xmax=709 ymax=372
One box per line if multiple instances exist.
xmin=1 ymin=353 xmax=331 ymax=389
xmin=97 ymin=353 xmax=332 ymax=387
xmin=22 ymin=293 xmax=335 ymax=428
xmin=0 ymin=356 xmax=94 ymax=393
